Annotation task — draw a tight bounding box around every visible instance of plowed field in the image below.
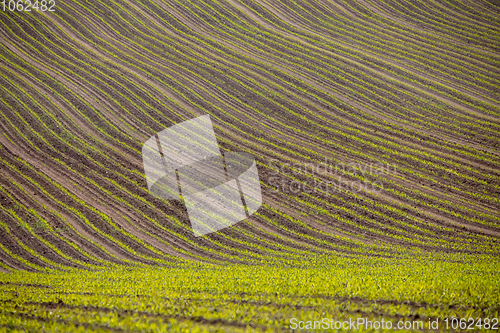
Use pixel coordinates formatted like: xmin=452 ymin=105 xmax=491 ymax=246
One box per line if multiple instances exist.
xmin=1 ymin=0 xmax=499 ymax=331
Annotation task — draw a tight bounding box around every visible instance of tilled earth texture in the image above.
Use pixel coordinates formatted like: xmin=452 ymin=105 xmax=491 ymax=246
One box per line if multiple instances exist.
xmin=0 ymin=0 xmax=499 ymax=332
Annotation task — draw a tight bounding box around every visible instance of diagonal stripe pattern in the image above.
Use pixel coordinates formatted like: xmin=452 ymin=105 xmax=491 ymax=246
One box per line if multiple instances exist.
xmin=142 ymin=115 xmax=262 ymax=236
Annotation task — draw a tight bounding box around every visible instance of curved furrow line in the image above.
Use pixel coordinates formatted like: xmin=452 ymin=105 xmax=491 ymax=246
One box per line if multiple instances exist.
xmin=236 ymin=135 xmax=500 ymax=243
xmin=167 ymin=0 xmax=500 ymax=144
xmin=113 ymin=0 xmax=500 ymax=208
xmin=0 ymin=10 xmax=195 ymax=148
xmin=188 ymin=0 xmax=500 ymax=135
xmin=353 ymin=0 xmax=500 ymax=60
xmin=216 ymin=0 xmax=500 ymax=117
xmin=55 ymin=0 xmax=500 ymax=163
xmin=269 ymin=0 xmax=500 ymax=104
xmin=442 ymin=0 xmax=500 ymax=24
xmin=0 ymin=145 xmax=140 ymax=265
xmin=245 ymin=0 xmax=500 ymax=105
xmin=365 ymin=0 xmax=500 ymax=49
xmin=0 ymin=0 xmax=498 ymax=270
xmin=0 ymin=87 xmax=278 ymax=264
xmin=0 ymin=182 xmax=110 ymax=270
xmin=408 ymin=0 xmax=500 ymax=36
xmin=303 ymin=0 xmax=500 ymax=86
xmin=2 ymin=26 xmax=496 ymax=239
xmin=0 ymin=111 xmax=187 ymax=265
xmin=427 ymin=0 xmax=500 ymax=29
xmin=0 ymin=156 xmax=153 ymax=265
xmin=0 ymin=22 xmax=164 ymax=145
xmin=259 ymin=160 xmax=500 ymax=248
xmin=119 ymin=0 xmax=498 ymax=156
xmin=264 ymin=188 xmax=464 ymax=251
xmin=0 ymin=60 xmax=368 ymax=262
xmin=0 ymin=38 xmax=143 ymax=160
xmin=332 ymin=0 xmax=500 ymax=66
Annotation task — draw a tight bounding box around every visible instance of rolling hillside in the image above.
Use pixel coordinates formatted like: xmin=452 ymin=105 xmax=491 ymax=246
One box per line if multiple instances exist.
xmin=0 ymin=0 xmax=499 ymax=331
